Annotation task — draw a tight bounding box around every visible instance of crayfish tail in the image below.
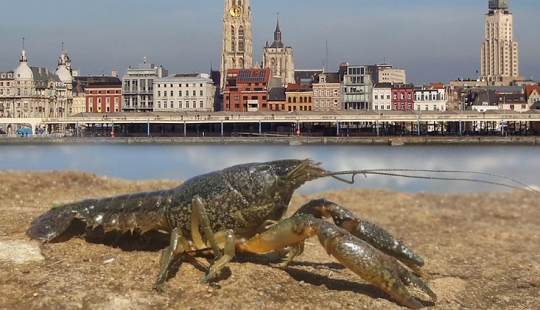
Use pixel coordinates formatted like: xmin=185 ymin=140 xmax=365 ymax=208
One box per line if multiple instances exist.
xmin=27 ymin=203 xmax=82 ymax=242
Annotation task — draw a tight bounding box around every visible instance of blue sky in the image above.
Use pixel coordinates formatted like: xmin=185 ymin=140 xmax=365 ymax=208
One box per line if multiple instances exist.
xmin=1 ymin=0 xmax=539 ymax=85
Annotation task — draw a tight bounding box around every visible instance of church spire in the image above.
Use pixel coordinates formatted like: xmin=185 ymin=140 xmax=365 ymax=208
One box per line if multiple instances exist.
xmin=270 ymin=14 xmax=283 ymax=48
xmin=274 ymin=16 xmax=281 ymax=42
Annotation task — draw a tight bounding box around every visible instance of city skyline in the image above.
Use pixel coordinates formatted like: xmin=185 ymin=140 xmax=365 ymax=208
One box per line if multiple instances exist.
xmin=1 ymin=0 xmax=539 ymax=85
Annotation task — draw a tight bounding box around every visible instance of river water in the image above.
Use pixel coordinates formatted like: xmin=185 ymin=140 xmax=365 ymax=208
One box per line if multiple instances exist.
xmin=0 ymin=143 xmax=537 ymax=194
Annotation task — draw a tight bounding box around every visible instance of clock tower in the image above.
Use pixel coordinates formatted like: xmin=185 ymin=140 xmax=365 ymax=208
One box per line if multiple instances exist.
xmin=220 ymin=0 xmax=253 ymax=90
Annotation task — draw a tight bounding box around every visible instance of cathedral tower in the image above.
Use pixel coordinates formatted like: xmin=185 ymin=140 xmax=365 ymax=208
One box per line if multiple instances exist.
xmin=480 ymin=0 xmax=521 ymax=85
xmin=220 ymin=0 xmax=253 ymax=90
xmin=262 ymin=17 xmax=295 ymax=87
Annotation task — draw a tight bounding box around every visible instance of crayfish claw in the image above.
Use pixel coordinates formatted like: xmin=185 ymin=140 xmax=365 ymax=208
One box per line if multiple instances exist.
xmin=316 ymin=220 xmax=435 ymax=309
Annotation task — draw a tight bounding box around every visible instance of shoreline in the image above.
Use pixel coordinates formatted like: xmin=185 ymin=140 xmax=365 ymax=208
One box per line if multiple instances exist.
xmin=1 ymin=135 xmax=539 ymax=145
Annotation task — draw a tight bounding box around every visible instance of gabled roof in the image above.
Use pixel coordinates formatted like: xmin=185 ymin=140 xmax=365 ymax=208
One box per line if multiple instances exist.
xmin=525 ymin=85 xmax=540 ymax=97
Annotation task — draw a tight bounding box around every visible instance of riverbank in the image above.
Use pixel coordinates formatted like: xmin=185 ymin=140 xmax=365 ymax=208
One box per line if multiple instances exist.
xmin=1 ymin=135 xmax=539 ymax=145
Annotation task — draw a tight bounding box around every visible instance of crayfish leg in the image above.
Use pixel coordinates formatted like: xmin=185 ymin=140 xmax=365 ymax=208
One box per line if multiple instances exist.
xmin=200 ymin=229 xmax=236 ymax=283
xmin=154 ymin=227 xmax=192 ymax=291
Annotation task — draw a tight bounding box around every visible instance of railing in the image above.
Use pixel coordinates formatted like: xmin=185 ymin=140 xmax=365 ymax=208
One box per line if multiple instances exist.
xmin=3 ymin=111 xmax=540 ymax=127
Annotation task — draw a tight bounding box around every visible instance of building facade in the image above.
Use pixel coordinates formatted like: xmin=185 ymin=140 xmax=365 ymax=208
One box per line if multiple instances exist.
xmin=342 ymin=65 xmax=373 ymax=110
xmin=391 ymin=83 xmax=415 ymax=111
xmin=262 ymin=18 xmax=294 ymax=87
xmin=0 ymin=71 xmax=14 ymax=117
xmin=3 ymin=49 xmax=72 ymax=119
xmin=154 ymin=73 xmax=216 ymax=112
xmin=285 ymin=83 xmax=313 ymax=112
xmin=220 ymin=0 xmax=253 ymax=90
xmin=480 ymin=0 xmax=520 ymax=86
xmin=122 ymin=57 xmax=167 ymax=112
xmin=525 ymin=85 xmax=540 ymax=107
xmin=368 ymin=64 xmax=406 ymax=85
xmin=312 ymin=72 xmax=341 ymax=111
xmin=372 ymin=83 xmax=392 ymax=111
xmin=223 ymin=68 xmax=270 ymax=112
xmin=83 ymin=77 xmax=122 ymax=113
xmin=414 ymin=84 xmax=447 ymax=111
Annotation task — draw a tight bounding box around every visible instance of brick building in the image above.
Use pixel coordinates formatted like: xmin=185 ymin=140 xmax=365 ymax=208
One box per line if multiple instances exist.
xmin=81 ymin=76 xmax=122 ymax=113
xmin=391 ymin=83 xmax=415 ymax=111
xmin=223 ymin=68 xmax=270 ymax=112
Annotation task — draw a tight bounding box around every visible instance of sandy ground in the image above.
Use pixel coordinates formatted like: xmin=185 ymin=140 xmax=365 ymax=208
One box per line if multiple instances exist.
xmin=0 ymin=171 xmax=538 ymax=310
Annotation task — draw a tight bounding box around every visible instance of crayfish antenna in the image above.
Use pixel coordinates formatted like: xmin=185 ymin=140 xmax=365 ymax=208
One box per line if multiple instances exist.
xmin=325 ymin=168 xmax=538 ymax=193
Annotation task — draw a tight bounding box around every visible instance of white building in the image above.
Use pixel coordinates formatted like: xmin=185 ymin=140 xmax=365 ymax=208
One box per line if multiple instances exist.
xmin=154 ymin=73 xmax=216 ymax=112
xmin=122 ymin=57 xmax=167 ymax=112
xmin=372 ymin=83 xmax=392 ymax=111
xmin=414 ymin=86 xmax=447 ymax=111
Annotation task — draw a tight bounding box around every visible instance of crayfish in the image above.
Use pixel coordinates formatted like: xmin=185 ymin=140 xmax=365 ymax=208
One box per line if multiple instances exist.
xmin=27 ymin=159 xmax=534 ymax=308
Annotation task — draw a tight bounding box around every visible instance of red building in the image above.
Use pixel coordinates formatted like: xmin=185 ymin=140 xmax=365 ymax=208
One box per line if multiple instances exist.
xmin=80 ymin=76 xmax=122 ymax=113
xmin=223 ymin=68 xmax=270 ymax=112
xmin=391 ymin=83 xmax=414 ymax=111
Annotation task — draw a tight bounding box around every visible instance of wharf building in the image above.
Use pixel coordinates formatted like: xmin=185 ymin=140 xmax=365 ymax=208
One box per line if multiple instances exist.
xmin=154 ymin=73 xmax=216 ymax=112
xmin=122 ymin=57 xmax=167 ymax=112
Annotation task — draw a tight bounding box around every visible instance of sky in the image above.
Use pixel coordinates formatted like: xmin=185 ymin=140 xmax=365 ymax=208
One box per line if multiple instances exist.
xmin=1 ymin=0 xmax=539 ymax=85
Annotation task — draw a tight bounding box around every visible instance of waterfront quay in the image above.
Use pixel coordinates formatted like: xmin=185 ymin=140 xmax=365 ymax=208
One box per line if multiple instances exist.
xmin=2 ymin=109 xmax=540 ymax=138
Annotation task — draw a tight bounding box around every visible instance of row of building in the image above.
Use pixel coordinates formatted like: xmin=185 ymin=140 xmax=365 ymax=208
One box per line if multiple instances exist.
xmin=1 ymin=48 xmax=540 ymax=120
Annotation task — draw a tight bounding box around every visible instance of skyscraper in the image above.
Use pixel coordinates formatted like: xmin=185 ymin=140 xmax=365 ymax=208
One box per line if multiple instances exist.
xmin=480 ymin=0 xmax=520 ymax=86
xmin=220 ymin=0 xmax=253 ymax=91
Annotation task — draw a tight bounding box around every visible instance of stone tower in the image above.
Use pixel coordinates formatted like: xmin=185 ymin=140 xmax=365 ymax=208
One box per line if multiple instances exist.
xmin=480 ymin=0 xmax=521 ymax=85
xmin=262 ymin=17 xmax=295 ymax=87
xmin=220 ymin=0 xmax=253 ymax=90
